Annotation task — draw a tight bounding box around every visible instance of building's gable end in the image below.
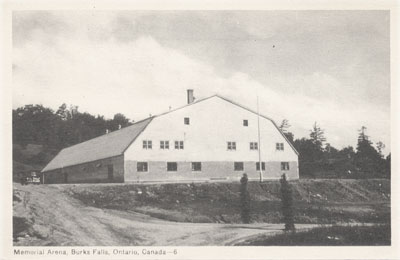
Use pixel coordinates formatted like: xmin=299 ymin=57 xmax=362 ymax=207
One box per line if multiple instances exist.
xmin=214 ymin=95 xmax=299 ymax=156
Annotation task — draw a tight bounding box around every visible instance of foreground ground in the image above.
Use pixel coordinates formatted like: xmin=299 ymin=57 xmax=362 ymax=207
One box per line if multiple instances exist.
xmin=13 ymin=179 xmax=390 ymax=246
xmin=13 ymin=183 xmax=320 ymax=246
xmin=236 ymin=224 xmax=390 ymax=246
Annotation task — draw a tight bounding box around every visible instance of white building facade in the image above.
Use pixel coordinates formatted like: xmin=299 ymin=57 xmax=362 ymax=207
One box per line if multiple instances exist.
xmin=124 ymin=95 xmax=299 ymax=182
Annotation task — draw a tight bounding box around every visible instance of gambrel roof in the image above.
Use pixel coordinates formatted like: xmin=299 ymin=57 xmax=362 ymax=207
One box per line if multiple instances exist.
xmin=42 ymin=95 xmax=298 ymax=172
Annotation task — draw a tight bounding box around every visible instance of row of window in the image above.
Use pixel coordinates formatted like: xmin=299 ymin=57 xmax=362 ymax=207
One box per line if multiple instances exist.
xmin=137 ymin=162 xmax=290 ymax=172
xmin=143 ymin=140 xmax=285 ymax=151
xmin=228 ymin=142 xmax=284 ymax=151
xmin=143 ymin=140 xmax=184 ymax=150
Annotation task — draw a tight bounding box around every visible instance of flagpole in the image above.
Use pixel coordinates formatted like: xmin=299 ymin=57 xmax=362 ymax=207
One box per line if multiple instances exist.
xmin=257 ymin=96 xmax=263 ymax=183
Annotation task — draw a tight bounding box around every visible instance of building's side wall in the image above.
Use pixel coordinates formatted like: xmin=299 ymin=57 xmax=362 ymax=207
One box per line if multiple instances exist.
xmin=43 ymin=155 xmax=124 ymax=184
xmin=124 ymin=97 xmax=299 ymax=182
xmin=125 ymin=161 xmax=298 ymax=182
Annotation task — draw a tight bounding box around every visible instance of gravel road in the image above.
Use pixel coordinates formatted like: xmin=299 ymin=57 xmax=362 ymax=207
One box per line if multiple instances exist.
xmin=13 ymin=183 xmax=320 ymax=246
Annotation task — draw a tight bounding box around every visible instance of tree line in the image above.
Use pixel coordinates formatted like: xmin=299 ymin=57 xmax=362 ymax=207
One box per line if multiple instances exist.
xmin=12 ymin=103 xmax=390 ymax=179
xmin=13 ymin=104 xmax=133 ymax=167
xmin=279 ymin=120 xmax=390 ymax=179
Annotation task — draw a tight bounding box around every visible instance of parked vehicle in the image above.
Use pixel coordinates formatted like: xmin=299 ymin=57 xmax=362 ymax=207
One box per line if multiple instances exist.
xmin=21 ymin=171 xmax=41 ymax=185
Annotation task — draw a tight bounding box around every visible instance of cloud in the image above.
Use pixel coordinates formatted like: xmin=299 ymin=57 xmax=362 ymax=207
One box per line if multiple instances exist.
xmin=12 ymin=11 xmax=391 ymax=154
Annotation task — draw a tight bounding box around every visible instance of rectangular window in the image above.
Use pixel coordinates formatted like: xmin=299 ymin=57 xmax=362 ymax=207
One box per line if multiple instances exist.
xmin=137 ymin=162 xmax=148 ymax=172
xmin=160 ymin=140 xmax=169 ymax=149
xmin=234 ymin=162 xmax=244 ymax=171
xmin=281 ymin=162 xmax=290 ymax=171
xmin=227 ymin=141 xmax=236 ymax=150
xmin=256 ymin=162 xmax=266 ymax=171
xmin=250 ymin=142 xmax=258 ymax=150
xmin=167 ymin=162 xmax=178 ymax=171
xmin=174 ymin=141 xmax=184 ymax=150
xmin=184 ymin=117 xmax=190 ymax=125
xmin=191 ymin=162 xmax=202 ymax=171
xmin=243 ymin=120 xmax=248 ymax=126
xmin=276 ymin=143 xmax=284 ymax=151
xmin=143 ymin=140 xmax=152 ymax=149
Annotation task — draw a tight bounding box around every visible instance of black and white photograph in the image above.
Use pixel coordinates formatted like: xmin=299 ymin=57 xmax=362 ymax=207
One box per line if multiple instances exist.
xmin=2 ymin=2 xmax=399 ymax=259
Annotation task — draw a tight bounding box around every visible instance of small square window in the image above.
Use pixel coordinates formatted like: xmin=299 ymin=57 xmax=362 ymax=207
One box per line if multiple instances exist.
xmin=143 ymin=140 xmax=152 ymax=149
xmin=192 ymin=162 xmax=202 ymax=171
xmin=160 ymin=141 xmax=169 ymax=149
xmin=256 ymin=162 xmax=265 ymax=171
xmin=167 ymin=162 xmax=178 ymax=171
xmin=250 ymin=142 xmax=258 ymax=150
xmin=137 ymin=162 xmax=148 ymax=172
xmin=281 ymin=162 xmax=290 ymax=171
xmin=243 ymin=120 xmax=248 ymax=126
xmin=175 ymin=141 xmax=184 ymax=150
xmin=227 ymin=142 xmax=236 ymax=150
xmin=184 ymin=117 xmax=190 ymax=125
xmin=276 ymin=143 xmax=284 ymax=151
xmin=234 ymin=162 xmax=244 ymax=171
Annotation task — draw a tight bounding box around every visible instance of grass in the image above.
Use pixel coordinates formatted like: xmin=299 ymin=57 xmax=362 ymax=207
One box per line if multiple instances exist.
xmin=65 ymin=179 xmax=390 ymax=225
xmin=236 ymin=224 xmax=391 ymax=246
xmin=13 ymin=217 xmax=31 ymax=241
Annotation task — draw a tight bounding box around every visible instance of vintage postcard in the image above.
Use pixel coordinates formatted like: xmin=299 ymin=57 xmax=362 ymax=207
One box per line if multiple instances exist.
xmin=1 ymin=0 xmax=399 ymax=259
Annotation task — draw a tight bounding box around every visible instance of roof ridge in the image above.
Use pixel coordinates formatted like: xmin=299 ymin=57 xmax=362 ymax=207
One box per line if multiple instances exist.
xmin=153 ymin=95 xmax=218 ymax=118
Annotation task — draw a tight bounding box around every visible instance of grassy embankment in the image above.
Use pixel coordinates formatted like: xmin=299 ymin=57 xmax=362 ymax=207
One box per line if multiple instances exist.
xmin=65 ymin=179 xmax=390 ymax=225
xmin=235 ymin=224 xmax=391 ymax=246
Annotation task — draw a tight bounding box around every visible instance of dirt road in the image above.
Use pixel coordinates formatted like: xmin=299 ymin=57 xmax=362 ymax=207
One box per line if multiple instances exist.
xmin=13 ymin=184 xmax=319 ymax=246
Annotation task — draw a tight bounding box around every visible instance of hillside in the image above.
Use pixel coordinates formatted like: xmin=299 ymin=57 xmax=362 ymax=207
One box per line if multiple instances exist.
xmin=13 ymin=183 xmax=319 ymax=246
xmin=13 ymin=179 xmax=390 ymax=246
xmin=66 ymin=179 xmax=390 ymax=224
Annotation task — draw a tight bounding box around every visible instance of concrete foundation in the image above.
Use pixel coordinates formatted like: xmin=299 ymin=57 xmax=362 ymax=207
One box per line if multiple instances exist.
xmin=124 ymin=160 xmax=298 ymax=182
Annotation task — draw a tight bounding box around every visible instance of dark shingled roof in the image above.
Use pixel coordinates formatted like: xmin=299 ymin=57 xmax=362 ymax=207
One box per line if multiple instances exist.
xmin=42 ymin=118 xmax=153 ymax=172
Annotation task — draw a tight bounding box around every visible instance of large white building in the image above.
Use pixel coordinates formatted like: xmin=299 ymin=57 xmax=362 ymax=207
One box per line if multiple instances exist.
xmin=42 ymin=91 xmax=299 ymax=183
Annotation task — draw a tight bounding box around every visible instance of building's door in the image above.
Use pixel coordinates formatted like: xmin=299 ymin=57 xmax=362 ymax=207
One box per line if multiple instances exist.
xmin=108 ymin=165 xmax=114 ymax=182
xmin=64 ymin=172 xmax=68 ymax=183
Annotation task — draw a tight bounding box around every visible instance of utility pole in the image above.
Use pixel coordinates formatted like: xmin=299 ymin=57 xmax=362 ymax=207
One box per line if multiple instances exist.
xmin=257 ymin=96 xmax=263 ymax=183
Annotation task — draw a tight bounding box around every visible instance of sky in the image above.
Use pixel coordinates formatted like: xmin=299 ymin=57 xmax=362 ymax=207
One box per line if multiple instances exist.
xmin=12 ymin=10 xmax=390 ymax=154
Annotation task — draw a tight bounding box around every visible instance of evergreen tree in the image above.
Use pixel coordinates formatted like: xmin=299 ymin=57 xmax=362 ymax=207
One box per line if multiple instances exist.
xmin=279 ymin=119 xmax=291 ymax=132
xmin=293 ymin=138 xmax=323 ymax=178
xmin=376 ymin=141 xmax=385 ymax=157
xmin=309 ymin=122 xmax=326 ymax=150
xmin=355 ymin=126 xmax=384 ymax=177
xmin=279 ymin=119 xmax=294 ymax=144
xmin=280 ymin=174 xmax=295 ymax=231
xmin=240 ymin=173 xmax=251 ymax=224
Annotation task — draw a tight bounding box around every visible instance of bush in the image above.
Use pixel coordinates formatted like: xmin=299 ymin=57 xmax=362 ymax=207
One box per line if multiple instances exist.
xmin=240 ymin=174 xmax=251 ymax=223
xmin=280 ymin=174 xmax=295 ymax=231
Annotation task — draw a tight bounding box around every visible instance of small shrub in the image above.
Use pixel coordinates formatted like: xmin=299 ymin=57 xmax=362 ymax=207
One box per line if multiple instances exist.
xmin=240 ymin=173 xmax=251 ymax=223
xmin=280 ymin=174 xmax=295 ymax=231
